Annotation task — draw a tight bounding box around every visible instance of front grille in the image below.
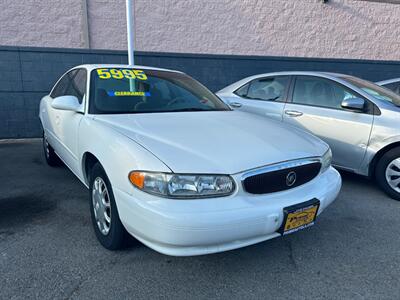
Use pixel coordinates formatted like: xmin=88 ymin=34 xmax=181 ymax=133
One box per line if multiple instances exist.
xmin=243 ymin=161 xmax=322 ymax=194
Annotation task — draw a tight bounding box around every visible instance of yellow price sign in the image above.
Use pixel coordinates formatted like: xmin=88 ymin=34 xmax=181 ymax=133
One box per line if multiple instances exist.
xmin=96 ymin=68 xmax=148 ymax=80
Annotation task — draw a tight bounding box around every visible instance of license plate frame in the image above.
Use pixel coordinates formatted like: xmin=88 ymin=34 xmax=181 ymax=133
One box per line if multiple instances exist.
xmin=278 ymin=199 xmax=320 ymax=235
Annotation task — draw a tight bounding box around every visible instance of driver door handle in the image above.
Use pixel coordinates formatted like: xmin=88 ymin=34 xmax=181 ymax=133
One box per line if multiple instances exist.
xmin=230 ymin=102 xmax=242 ymax=108
xmin=285 ymin=110 xmax=303 ymax=117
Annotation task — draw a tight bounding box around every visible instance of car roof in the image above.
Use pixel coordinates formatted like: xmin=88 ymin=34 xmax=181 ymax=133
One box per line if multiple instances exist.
xmin=71 ymin=64 xmax=184 ymax=74
xmin=239 ymin=71 xmax=346 ymax=79
xmin=217 ymin=71 xmax=349 ymax=94
xmin=376 ymin=78 xmax=400 ymax=85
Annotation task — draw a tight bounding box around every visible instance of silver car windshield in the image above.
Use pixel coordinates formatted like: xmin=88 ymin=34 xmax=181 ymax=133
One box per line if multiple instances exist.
xmin=341 ymin=76 xmax=400 ymax=106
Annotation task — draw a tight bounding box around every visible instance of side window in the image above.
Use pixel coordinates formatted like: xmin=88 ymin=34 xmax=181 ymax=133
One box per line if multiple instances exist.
xmin=238 ymin=76 xmax=289 ymax=102
xmin=234 ymin=83 xmax=249 ymax=97
xmin=50 ymin=71 xmax=74 ymax=98
xmin=292 ymin=76 xmax=361 ymax=110
xmin=382 ymin=82 xmax=400 ymax=94
xmin=66 ymin=69 xmax=87 ymax=104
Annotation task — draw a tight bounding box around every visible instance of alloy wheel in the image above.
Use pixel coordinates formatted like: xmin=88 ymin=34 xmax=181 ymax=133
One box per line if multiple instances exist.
xmin=92 ymin=177 xmax=112 ymax=235
xmin=385 ymin=158 xmax=400 ymax=193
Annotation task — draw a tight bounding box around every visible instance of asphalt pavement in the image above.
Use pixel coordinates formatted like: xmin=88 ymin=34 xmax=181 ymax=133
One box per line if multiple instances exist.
xmin=0 ymin=139 xmax=399 ymax=300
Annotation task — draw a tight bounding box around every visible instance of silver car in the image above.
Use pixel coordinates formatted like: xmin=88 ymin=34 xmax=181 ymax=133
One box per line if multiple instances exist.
xmin=377 ymin=78 xmax=400 ymax=95
xmin=217 ymin=72 xmax=400 ymax=200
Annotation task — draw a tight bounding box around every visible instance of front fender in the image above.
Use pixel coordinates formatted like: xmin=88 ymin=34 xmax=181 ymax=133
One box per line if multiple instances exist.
xmin=361 ymin=134 xmax=400 ymax=176
xmin=78 ymin=116 xmax=171 ymax=194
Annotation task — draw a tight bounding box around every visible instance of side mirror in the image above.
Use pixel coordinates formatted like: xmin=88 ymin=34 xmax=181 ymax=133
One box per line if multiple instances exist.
xmin=51 ymin=95 xmax=82 ymax=112
xmin=341 ymin=97 xmax=365 ymax=112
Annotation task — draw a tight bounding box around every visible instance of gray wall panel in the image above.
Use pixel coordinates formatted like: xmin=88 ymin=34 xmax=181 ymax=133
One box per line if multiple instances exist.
xmin=1 ymin=46 xmax=400 ymax=138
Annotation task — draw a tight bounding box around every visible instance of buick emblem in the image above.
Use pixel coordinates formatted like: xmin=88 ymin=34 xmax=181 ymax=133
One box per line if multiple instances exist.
xmin=286 ymin=171 xmax=297 ymax=187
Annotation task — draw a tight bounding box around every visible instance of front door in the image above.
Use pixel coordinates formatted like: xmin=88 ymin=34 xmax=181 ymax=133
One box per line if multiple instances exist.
xmin=283 ymin=75 xmax=374 ymax=171
xmin=48 ymin=69 xmax=87 ymax=173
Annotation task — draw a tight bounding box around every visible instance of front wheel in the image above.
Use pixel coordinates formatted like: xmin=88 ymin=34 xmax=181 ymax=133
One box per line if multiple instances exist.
xmin=89 ymin=162 xmax=128 ymax=250
xmin=375 ymin=147 xmax=400 ymax=201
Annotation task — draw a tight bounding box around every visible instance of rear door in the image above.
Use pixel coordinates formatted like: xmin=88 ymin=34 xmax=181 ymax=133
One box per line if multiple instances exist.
xmin=283 ymin=75 xmax=374 ymax=171
xmin=224 ymin=76 xmax=291 ymax=121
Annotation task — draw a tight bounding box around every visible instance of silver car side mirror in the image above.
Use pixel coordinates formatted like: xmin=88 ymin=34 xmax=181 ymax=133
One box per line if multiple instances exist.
xmin=51 ymin=95 xmax=83 ymax=113
xmin=341 ymin=97 xmax=365 ymax=112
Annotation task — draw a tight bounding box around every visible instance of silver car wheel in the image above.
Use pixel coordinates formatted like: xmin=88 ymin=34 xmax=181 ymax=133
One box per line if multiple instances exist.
xmin=385 ymin=158 xmax=400 ymax=193
xmin=92 ymin=177 xmax=112 ymax=235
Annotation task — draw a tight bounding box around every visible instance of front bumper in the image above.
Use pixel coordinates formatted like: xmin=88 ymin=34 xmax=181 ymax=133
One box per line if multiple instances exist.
xmin=114 ymin=166 xmax=341 ymax=256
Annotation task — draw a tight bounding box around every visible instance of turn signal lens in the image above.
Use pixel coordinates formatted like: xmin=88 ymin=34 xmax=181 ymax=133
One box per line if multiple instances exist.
xmin=321 ymin=148 xmax=332 ymax=172
xmin=129 ymin=172 xmax=145 ymax=189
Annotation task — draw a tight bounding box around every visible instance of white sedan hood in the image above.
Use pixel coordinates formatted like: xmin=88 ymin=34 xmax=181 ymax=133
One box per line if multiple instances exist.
xmin=94 ymin=111 xmax=327 ymax=174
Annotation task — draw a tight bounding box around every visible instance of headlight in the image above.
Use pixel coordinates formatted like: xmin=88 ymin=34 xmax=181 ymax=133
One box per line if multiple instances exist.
xmin=321 ymin=148 xmax=332 ymax=172
xmin=129 ymin=171 xmax=235 ymax=198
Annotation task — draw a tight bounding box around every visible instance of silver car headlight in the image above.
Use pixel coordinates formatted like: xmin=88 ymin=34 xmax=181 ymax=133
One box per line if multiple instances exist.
xmin=129 ymin=171 xmax=235 ymax=198
xmin=321 ymin=148 xmax=332 ymax=172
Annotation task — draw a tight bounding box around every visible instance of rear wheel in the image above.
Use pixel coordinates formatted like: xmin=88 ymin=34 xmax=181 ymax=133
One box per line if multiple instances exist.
xmin=375 ymin=147 xmax=400 ymax=201
xmin=43 ymin=131 xmax=61 ymax=166
xmin=89 ymin=163 xmax=128 ymax=250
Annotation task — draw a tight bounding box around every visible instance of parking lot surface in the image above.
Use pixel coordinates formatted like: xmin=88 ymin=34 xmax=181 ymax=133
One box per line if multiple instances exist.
xmin=0 ymin=139 xmax=399 ymax=299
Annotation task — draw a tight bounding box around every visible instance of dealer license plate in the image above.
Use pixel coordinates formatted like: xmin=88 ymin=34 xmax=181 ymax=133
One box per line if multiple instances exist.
xmin=279 ymin=199 xmax=320 ymax=235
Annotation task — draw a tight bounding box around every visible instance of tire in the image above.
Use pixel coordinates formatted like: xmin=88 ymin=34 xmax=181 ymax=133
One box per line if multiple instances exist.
xmin=89 ymin=162 xmax=128 ymax=250
xmin=43 ymin=131 xmax=61 ymax=166
xmin=375 ymin=147 xmax=400 ymax=201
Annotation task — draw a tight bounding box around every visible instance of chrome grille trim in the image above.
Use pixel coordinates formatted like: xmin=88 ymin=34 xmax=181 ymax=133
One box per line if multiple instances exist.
xmin=240 ymin=158 xmax=322 ymax=182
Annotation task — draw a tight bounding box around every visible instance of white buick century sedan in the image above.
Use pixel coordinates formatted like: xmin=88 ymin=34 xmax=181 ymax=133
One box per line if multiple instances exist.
xmin=39 ymin=64 xmax=341 ymax=256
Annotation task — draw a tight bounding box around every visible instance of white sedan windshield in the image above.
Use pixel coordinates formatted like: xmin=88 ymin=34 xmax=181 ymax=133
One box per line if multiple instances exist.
xmin=89 ymin=68 xmax=230 ymax=114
